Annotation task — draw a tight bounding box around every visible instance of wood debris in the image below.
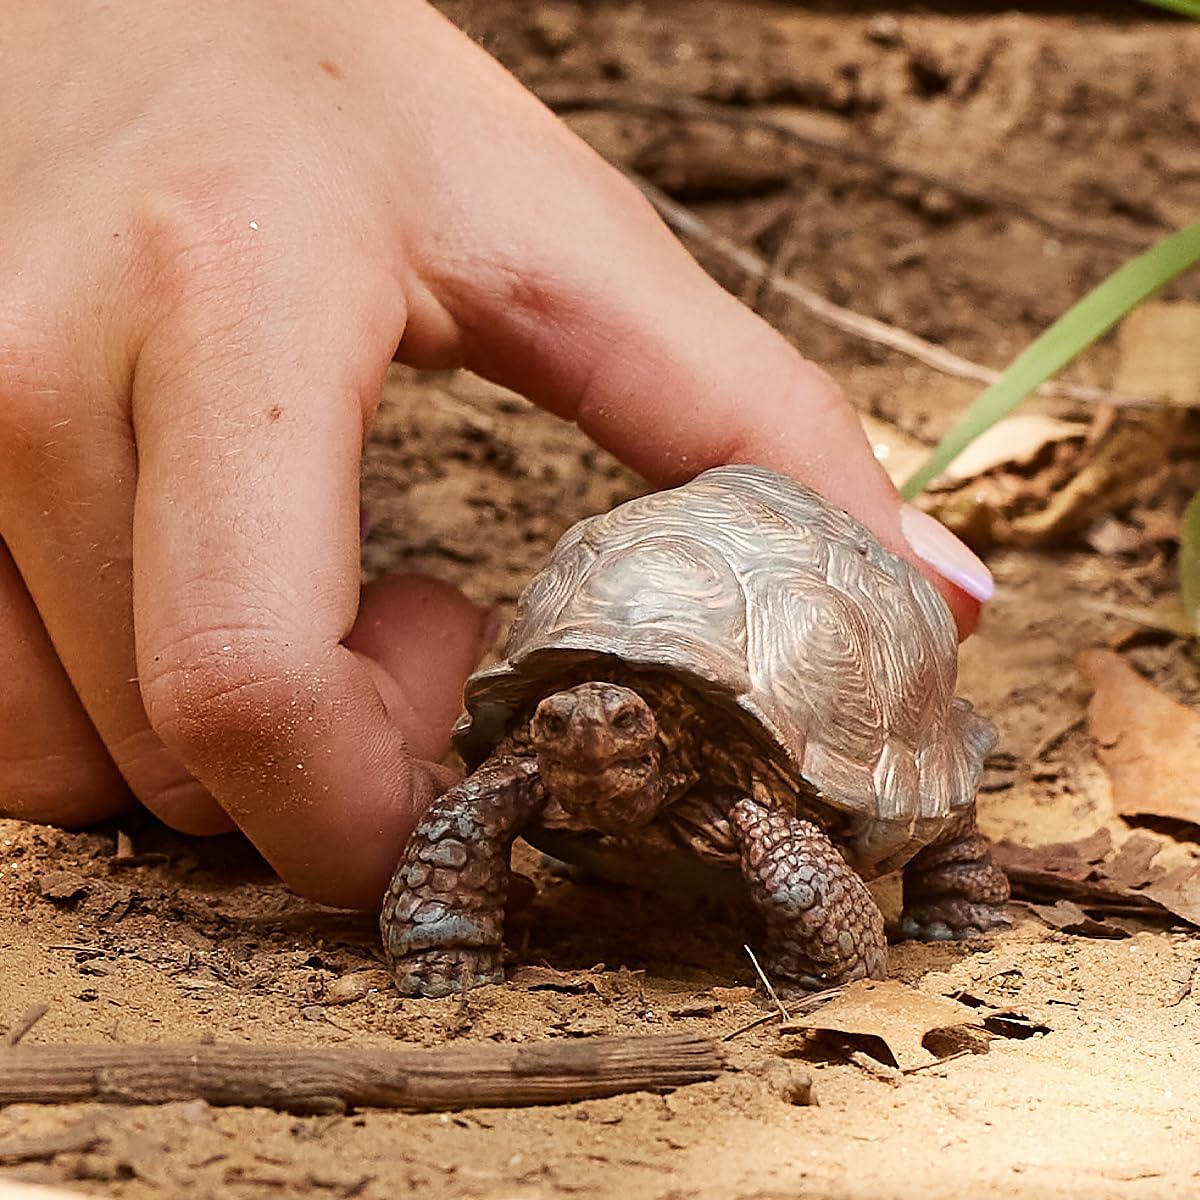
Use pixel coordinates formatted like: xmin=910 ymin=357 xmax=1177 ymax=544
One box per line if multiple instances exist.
xmin=0 ymin=1034 xmax=723 ymax=1115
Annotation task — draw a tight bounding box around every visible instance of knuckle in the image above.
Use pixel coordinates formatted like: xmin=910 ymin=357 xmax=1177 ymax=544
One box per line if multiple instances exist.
xmin=0 ymin=296 xmax=74 ymax=456
xmin=127 ymin=174 xmax=342 ymax=393
xmin=139 ymin=627 xmax=319 ymax=767
xmin=130 ymin=178 xmax=287 ymax=350
xmin=105 ymin=728 xmax=231 ymax=836
xmin=134 ymin=172 xmax=270 ymax=289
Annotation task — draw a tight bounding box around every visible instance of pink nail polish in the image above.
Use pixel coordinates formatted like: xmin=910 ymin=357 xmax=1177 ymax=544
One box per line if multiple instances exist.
xmin=899 ymin=505 xmax=995 ymax=602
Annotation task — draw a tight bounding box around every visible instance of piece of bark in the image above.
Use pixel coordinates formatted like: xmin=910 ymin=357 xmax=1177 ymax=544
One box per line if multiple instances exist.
xmin=0 ymin=1035 xmax=722 ymax=1116
xmin=1079 ymin=648 xmax=1200 ymax=828
xmin=0 ymin=1119 xmax=105 ymax=1164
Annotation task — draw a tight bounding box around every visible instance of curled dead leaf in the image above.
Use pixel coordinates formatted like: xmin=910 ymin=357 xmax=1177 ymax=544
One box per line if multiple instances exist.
xmin=780 ymin=979 xmax=987 ymax=1072
xmin=1078 ymin=648 xmax=1200 ymax=829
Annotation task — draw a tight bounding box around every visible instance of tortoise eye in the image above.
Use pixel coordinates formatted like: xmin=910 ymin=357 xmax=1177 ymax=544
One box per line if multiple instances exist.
xmin=536 ymin=712 xmax=567 ymax=738
xmin=612 ymin=709 xmax=640 ymax=734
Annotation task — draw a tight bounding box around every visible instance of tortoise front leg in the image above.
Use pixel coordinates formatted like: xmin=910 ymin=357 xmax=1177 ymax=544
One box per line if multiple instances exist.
xmin=898 ymin=804 xmax=1010 ymax=941
xmin=730 ymin=798 xmax=887 ymax=992
xmin=381 ymin=756 xmax=544 ymax=998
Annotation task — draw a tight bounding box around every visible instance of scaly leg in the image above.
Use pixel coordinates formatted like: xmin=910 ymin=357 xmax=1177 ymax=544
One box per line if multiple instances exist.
xmin=730 ymin=797 xmax=887 ymax=992
xmin=381 ymin=756 xmax=544 ymax=997
xmin=898 ymin=805 xmax=1010 ymax=941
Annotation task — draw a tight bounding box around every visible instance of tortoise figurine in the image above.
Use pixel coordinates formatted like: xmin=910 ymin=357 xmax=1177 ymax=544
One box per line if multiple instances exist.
xmin=381 ymin=465 xmax=1009 ymax=997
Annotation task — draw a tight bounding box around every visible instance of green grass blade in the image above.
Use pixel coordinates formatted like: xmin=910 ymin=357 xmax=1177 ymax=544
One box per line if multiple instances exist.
xmin=1136 ymin=0 xmax=1200 ymax=17
xmin=1181 ymin=491 xmax=1200 ymax=633
xmin=901 ymin=222 xmax=1200 ymax=499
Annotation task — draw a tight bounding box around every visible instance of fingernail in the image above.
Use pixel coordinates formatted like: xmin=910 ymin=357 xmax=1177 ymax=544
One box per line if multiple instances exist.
xmin=480 ymin=606 xmax=505 ymax=652
xmin=899 ymin=505 xmax=994 ymax=602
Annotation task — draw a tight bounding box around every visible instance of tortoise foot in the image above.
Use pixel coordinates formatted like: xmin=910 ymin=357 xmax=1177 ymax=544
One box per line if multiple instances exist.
xmin=763 ymin=952 xmax=878 ymax=998
xmin=731 ymin=798 xmax=887 ymax=993
xmin=896 ymin=900 xmax=1010 ymax=943
xmin=899 ymin=813 xmax=1010 ymax=945
xmin=394 ymin=947 xmax=505 ymax=998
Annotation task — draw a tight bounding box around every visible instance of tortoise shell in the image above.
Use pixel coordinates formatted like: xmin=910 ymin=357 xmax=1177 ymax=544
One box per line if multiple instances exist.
xmin=454 ymin=465 xmax=996 ymax=872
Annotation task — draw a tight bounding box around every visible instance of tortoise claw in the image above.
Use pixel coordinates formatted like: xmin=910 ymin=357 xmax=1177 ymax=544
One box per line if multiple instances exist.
xmin=394 ymin=948 xmax=505 ymax=998
xmin=896 ymin=904 xmax=1010 ymax=944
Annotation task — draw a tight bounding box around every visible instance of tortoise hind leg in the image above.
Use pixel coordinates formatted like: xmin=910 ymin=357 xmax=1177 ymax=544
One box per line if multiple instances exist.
xmin=729 ymin=798 xmax=886 ymax=992
xmin=898 ymin=804 xmax=1010 ymax=941
xmin=381 ymin=756 xmax=544 ymax=997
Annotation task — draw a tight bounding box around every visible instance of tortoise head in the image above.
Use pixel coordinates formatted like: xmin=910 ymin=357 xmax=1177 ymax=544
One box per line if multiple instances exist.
xmin=529 ymin=681 xmax=666 ymax=833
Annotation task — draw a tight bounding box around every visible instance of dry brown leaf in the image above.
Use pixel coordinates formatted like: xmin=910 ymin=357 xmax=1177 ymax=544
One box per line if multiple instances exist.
xmin=1078 ymin=648 xmax=1200 ymax=828
xmin=1112 ymin=301 xmax=1200 ymax=409
xmin=1104 ymin=832 xmax=1166 ymax=890
xmin=780 ymin=979 xmax=984 ymax=1071
xmin=510 ymin=965 xmax=645 ymax=1004
xmin=509 ymin=966 xmax=601 ymax=993
xmin=1028 ymin=899 xmax=1131 ymax=939
xmin=1081 ymin=597 xmax=1195 ymax=640
xmin=925 ymin=307 xmax=1200 ymax=550
xmin=935 ymin=414 xmax=1086 ymax=483
xmin=991 ymin=828 xmax=1113 ymax=885
xmin=993 ymin=826 xmax=1200 ymax=930
xmin=1142 ymin=867 xmax=1200 ymax=927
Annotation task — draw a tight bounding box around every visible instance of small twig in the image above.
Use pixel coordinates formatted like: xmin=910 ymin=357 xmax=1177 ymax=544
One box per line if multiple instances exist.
xmin=721 ymin=985 xmax=845 ymax=1042
xmin=903 ymin=1048 xmax=973 ymax=1075
xmin=451 ymin=969 xmax=474 ymax=1038
xmin=743 ymin=945 xmax=788 ymax=1021
xmin=1165 ymin=965 xmax=1196 ymax=1008
xmin=721 ymin=1011 xmax=780 ymax=1042
xmin=629 ymin=171 xmax=1156 ymax=410
xmin=5 ymin=1004 xmax=50 ymax=1047
xmin=541 ymin=84 xmax=1160 ymax=253
xmin=0 ymin=1034 xmax=723 ymax=1115
xmin=849 ymin=1050 xmax=902 ymax=1084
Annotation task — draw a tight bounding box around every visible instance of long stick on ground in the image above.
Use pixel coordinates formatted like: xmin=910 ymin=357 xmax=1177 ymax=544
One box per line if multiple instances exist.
xmin=540 ymin=84 xmax=1158 ymax=253
xmin=0 ymin=1034 xmax=723 ymax=1116
xmin=629 ymin=172 xmax=1152 ymax=410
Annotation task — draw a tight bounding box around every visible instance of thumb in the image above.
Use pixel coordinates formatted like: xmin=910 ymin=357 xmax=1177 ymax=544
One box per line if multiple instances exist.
xmin=345 ymin=573 xmax=496 ymax=763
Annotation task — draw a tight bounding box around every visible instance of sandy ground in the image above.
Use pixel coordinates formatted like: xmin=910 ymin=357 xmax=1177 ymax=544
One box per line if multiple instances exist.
xmin=4 ymin=4 xmax=1200 ymax=1198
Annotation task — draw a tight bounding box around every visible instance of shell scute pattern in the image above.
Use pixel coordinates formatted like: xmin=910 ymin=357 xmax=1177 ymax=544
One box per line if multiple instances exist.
xmin=747 ymin=573 xmax=884 ymax=771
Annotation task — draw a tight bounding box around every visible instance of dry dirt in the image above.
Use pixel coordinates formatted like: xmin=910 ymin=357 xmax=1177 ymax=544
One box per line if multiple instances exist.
xmin=4 ymin=3 xmax=1200 ymax=1199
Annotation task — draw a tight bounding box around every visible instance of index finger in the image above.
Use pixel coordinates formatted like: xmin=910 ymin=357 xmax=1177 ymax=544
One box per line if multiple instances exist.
xmin=396 ymin=45 xmax=991 ymax=632
xmin=457 ymin=225 xmax=988 ymax=634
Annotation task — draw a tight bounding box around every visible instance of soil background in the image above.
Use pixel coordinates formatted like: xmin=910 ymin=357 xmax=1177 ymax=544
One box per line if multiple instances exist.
xmin=4 ymin=4 xmax=1200 ymax=1198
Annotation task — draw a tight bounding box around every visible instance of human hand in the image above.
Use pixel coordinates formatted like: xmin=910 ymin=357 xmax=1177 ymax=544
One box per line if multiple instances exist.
xmin=0 ymin=0 xmax=991 ymax=907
